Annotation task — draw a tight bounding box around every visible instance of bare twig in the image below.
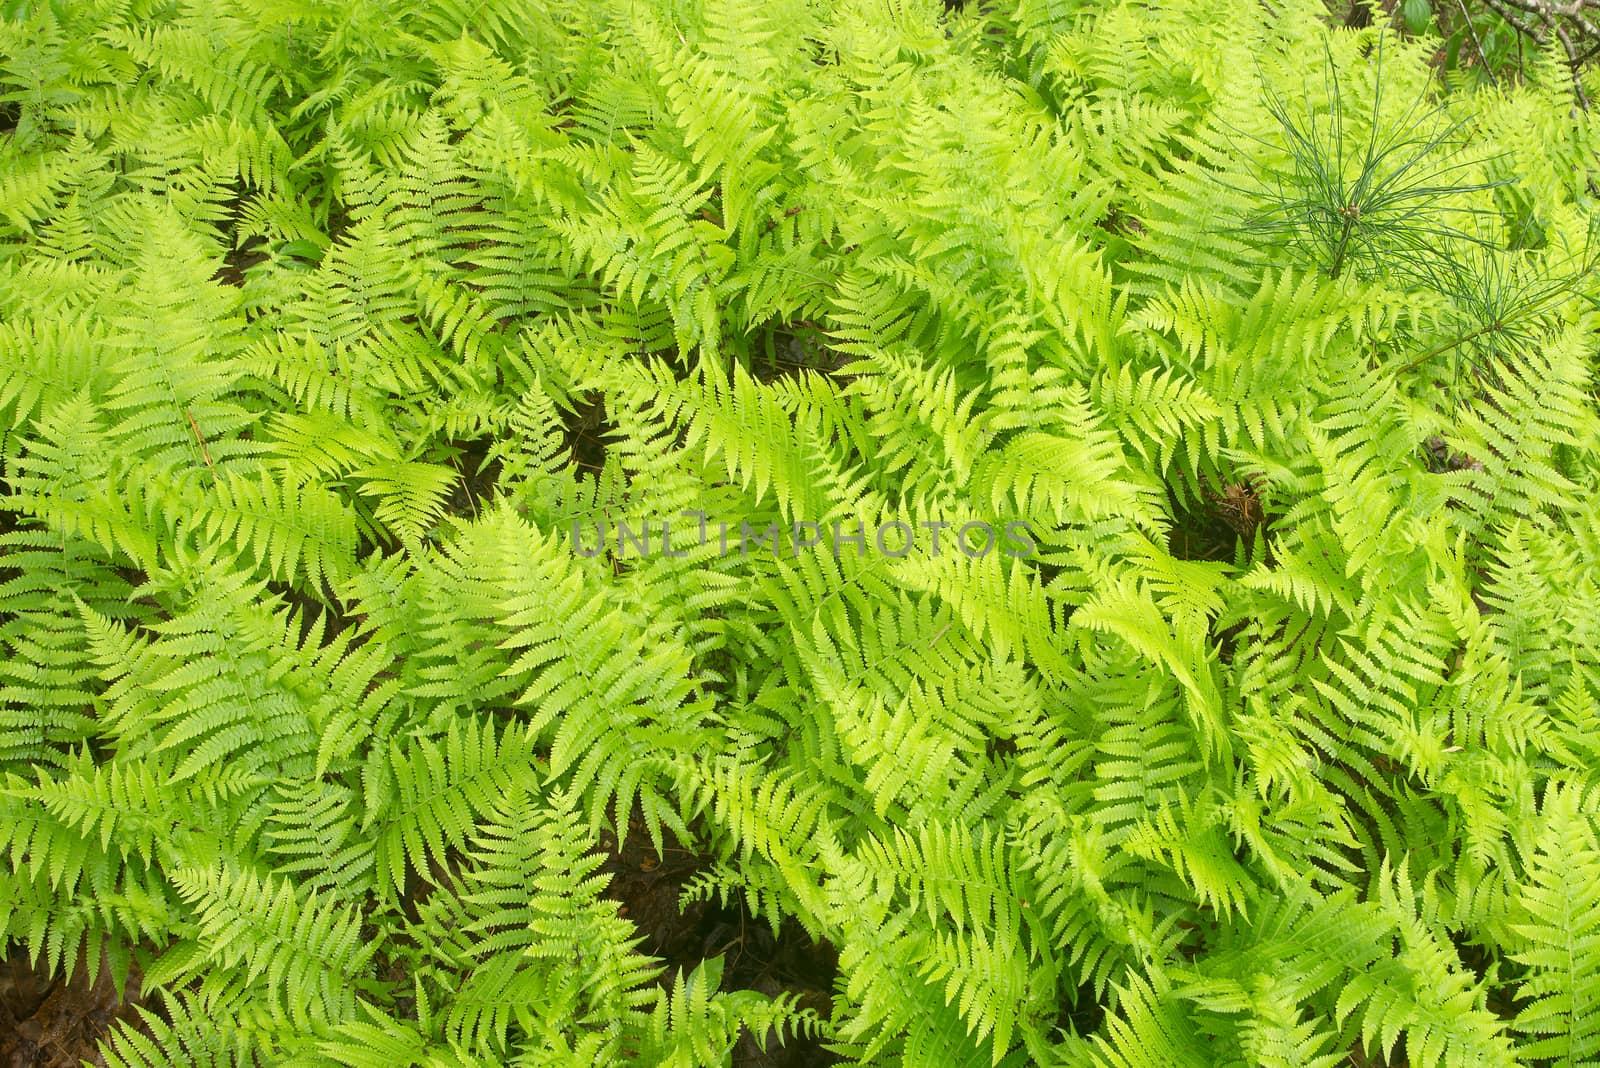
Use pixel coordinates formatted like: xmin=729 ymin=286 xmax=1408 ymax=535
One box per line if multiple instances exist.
xmin=1491 ymin=0 xmax=1592 ymax=17
xmin=1490 ymin=0 xmax=1600 ymax=36
xmin=1456 ymin=0 xmax=1501 ymax=83
xmin=1475 ymin=0 xmax=1596 ymax=108
xmin=1555 ymin=21 xmax=1594 ymax=107
xmin=1481 ymin=0 xmax=1548 ymax=41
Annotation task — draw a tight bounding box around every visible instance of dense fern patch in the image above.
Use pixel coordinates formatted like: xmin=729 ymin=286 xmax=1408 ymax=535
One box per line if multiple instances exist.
xmin=1 ymin=0 xmax=1599 ymax=1064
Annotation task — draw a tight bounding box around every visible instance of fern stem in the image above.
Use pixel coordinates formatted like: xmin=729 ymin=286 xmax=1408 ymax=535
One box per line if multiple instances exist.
xmin=183 ymin=406 xmax=215 ymax=472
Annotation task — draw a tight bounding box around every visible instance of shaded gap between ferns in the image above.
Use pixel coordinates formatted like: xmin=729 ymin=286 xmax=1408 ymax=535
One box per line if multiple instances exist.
xmin=596 ymin=807 xmax=842 ymax=1067
xmin=1166 ymin=475 xmax=1273 ymax=564
xmin=745 ymin=319 xmax=852 ymax=386
xmin=436 ymin=435 xmax=503 ymax=519
xmin=213 ymin=242 xmax=270 ymax=289
xmin=562 ymin=391 xmax=613 ymax=478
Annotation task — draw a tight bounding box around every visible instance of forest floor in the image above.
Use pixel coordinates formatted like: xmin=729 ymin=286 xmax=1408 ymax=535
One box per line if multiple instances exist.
xmin=595 ymin=813 xmax=841 ymax=1067
xmin=0 ymin=822 xmax=841 ymax=1067
xmin=0 ymin=954 xmax=140 ymax=1068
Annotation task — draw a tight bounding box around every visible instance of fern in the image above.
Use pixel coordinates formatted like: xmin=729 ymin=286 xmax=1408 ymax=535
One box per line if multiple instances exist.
xmin=0 ymin=2 xmax=1597 ymax=1066
xmin=1508 ymin=780 xmax=1600 ymax=1065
